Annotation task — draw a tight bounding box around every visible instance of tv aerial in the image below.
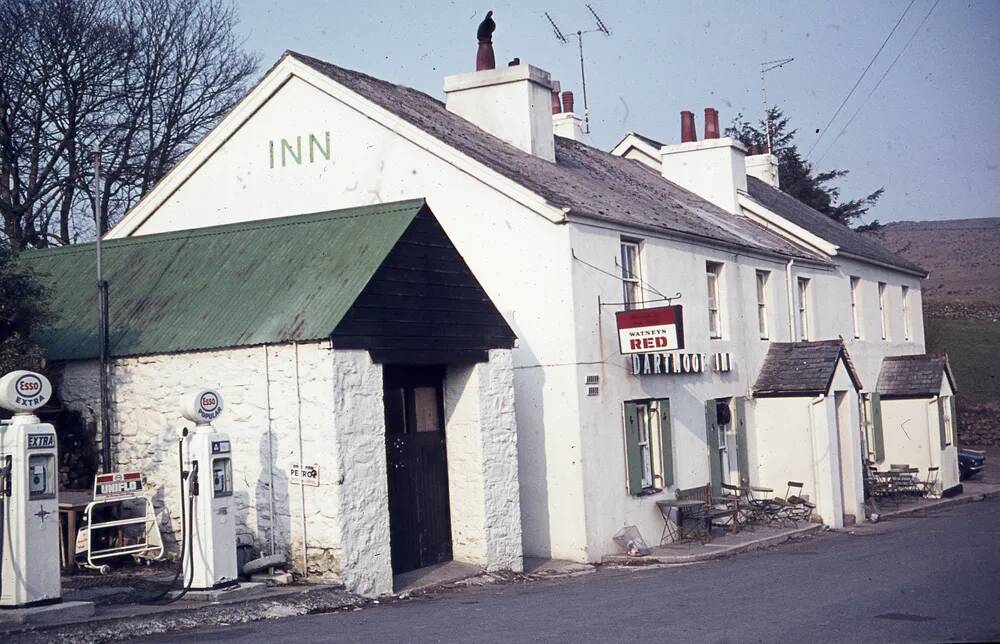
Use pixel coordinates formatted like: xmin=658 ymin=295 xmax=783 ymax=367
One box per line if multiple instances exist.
xmin=760 ymin=57 xmax=794 ymax=152
xmin=544 ymin=5 xmax=612 ymax=134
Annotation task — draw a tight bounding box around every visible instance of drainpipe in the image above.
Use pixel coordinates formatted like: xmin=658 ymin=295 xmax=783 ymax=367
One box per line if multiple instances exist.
xmin=262 ymin=347 xmax=277 ymax=562
xmin=293 ymin=342 xmax=308 ymax=580
xmin=784 ymin=259 xmax=796 ymax=341
xmin=809 ymin=394 xmax=827 ymax=520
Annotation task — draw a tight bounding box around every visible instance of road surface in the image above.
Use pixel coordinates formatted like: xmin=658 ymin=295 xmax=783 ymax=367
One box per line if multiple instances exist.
xmin=146 ymin=498 xmax=1000 ymax=643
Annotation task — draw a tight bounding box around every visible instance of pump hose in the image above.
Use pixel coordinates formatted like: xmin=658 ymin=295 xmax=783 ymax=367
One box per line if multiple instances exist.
xmin=143 ymin=436 xmax=195 ymax=603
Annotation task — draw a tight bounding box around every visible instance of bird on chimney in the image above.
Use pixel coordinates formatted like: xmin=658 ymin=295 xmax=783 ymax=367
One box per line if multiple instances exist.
xmin=477 ymin=11 xmax=496 ymax=43
xmin=475 ymin=10 xmax=496 ymax=71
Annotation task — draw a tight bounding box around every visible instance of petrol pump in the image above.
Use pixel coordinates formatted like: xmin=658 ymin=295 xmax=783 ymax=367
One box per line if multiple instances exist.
xmin=179 ymin=389 xmax=238 ymax=590
xmin=0 ymin=370 xmax=61 ymax=608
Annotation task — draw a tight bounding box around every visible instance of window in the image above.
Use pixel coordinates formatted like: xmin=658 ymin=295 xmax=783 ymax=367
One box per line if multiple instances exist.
xmin=755 ymin=270 xmax=770 ymax=339
xmin=635 ymin=403 xmax=653 ymax=489
xmin=620 ymin=240 xmax=642 ymax=310
xmin=902 ymin=285 xmax=911 ymax=341
xmin=850 ymin=276 xmax=862 ymax=339
xmin=706 ymin=261 xmax=724 ymax=339
xmin=623 ymin=399 xmax=675 ymax=495
xmin=797 ymin=277 xmax=811 ymax=341
xmin=878 ymin=282 xmax=889 ymax=340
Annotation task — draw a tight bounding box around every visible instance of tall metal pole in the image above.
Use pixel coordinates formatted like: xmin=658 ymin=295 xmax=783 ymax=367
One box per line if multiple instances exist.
xmin=759 ymin=58 xmax=794 ymax=153
xmin=92 ymin=144 xmax=111 ymax=473
xmin=577 ymin=31 xmax=590 ymax=134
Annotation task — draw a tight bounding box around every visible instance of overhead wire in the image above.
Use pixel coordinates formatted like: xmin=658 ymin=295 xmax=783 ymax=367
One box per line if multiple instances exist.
xmin=814 ymin=0 xmax=941 ymax=165
xmin=805 ymin=0 xmax=917 ymax=159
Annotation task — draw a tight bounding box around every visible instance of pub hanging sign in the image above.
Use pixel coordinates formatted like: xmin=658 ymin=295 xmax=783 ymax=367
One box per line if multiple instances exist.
xmin=615 ymin=305 xmax=685 ymax=355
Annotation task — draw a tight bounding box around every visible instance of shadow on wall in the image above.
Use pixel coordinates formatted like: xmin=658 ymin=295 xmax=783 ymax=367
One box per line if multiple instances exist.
xmin=255 ymin=430 xmax=292 ymax=565
xmin=511 ymin=340 xmax=551 ymax=558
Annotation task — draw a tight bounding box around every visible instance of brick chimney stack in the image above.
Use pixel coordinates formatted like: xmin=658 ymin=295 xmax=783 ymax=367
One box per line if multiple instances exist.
xmin=681 ymin=111 xmax=697 ymax=143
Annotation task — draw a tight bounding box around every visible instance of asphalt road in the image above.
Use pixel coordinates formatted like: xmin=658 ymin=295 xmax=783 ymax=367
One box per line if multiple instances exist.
xmin=147 ymin=499 xmax=1000 ymax=643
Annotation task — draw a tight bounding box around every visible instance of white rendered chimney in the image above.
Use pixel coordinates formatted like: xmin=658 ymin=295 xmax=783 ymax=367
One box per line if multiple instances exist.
xmin=444 ymin=64 xmax=555 ymax=162
xmin=746 ymin=153 xmax=780 ymax=188
xmin=660 ymin=108 xmax=747 ymax=214
xmin=553 ymin=112 xmax=586 ymax=142
xmin=660 ymin=138 xmax=748 ymax=214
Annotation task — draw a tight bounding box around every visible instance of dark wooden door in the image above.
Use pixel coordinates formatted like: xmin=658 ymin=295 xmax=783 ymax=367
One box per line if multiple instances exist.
xmin=384 ymin=366 xmax=453 ymax=575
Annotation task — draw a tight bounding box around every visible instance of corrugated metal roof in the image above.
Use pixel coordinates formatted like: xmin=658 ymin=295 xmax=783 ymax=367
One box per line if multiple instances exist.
xmin=20 ymin=199 xmax=427 ymax=361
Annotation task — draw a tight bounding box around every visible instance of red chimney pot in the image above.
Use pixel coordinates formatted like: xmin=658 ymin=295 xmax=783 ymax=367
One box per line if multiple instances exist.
xmin=552 ymin=89 xmax=562 ymax=114
xmin=562 ymin=91 xmax=575 ymax=114
xmin=704 ymin=108 xmax=720 ymax=139
xmin=681 ymin=111 xmax=697 ymax=143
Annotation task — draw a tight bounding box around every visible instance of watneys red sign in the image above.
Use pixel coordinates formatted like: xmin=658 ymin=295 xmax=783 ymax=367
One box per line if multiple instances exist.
xmin=615 ymin=305 xmax=685 ymax=355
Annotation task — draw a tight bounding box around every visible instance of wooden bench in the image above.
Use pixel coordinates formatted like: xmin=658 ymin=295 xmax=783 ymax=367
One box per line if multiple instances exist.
xmin=674 ymin=484 xmax=740 ymax=541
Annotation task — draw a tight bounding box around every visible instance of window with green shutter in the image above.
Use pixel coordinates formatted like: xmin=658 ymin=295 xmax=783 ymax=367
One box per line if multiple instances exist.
xmin=622 ymin=398 xmax=675 ymax=495
xmin=869 ymin=393 xmax=885 ymax=463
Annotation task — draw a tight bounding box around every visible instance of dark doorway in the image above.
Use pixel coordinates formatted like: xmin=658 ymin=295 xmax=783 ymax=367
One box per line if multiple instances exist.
xmin=383 ymin=365 xmax=453 ymax=575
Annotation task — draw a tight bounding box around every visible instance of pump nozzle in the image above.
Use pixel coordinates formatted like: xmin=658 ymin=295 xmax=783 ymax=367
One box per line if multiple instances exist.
xmin=1 ymin=455 xmax=10 ymax=497
xmin=188 ymin=461 xmax=199 ymax=497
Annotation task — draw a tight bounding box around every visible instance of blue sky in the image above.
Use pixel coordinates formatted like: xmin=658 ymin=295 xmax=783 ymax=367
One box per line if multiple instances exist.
xmin=236 ymin=0 xmax=1000 ymax=223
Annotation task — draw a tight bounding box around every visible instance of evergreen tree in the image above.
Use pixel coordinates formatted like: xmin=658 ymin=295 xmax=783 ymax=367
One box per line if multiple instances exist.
xmin=726 ymin=107 xmax=884 ymax=231
xmin=0 ymin=241 xmax=49 ymax=374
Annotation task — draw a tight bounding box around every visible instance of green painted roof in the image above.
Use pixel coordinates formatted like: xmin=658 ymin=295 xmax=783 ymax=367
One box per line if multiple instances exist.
xmin=20 ymin=199 xmax=427 ymax=361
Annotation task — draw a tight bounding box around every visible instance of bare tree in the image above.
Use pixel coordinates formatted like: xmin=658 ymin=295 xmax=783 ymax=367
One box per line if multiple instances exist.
xmin=0 ymin=0 xmax=257 ymax=249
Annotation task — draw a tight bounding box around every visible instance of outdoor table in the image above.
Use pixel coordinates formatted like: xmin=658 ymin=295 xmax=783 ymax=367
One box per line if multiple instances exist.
xmin=59 ymin=489 xmax=93 ymax=571
xmin=656 ymin=499 xmax=708 ymax=544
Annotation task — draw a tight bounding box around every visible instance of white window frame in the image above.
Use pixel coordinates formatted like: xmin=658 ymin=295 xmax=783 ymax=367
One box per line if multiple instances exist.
xmin=797 ymin=277 xmax=811 ymax=341
xmin=635 ymin=403 xmax=654 ymax=489
xmin=878 ymin=281 xmax=889 ymax=341
xmin=850 ymin=276 xmax=862 ymax=340
xmin=941 ymin=396 xmax=958 ymax=445
xmin=707 ymin=261 xmax=724 ymax=339
xmin=755 ymin=270 xmax=770 ymax=340
xmin=902 ymin=285 xmax=911 ymax=341
xmin=620 ymin=240 xmax=642 ymax=311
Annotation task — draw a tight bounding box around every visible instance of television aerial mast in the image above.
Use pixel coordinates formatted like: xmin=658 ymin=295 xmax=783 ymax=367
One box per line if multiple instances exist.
xmin=544 ymin=5 xmax=612 ymax=134
xmin=760 ymin=57 xmax=794 ymax=152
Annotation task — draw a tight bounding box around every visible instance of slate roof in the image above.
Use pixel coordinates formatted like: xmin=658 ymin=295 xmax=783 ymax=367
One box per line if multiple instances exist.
xmin=753 ymin=340 xmax=863 ymax=397
xmin=744 ymin=176 xmax=926 ymax=275
xmin=876 ymin=354 xmax=957 ymax=397
xmin=20 ymin=200 xmax=429 ymax=360
xmin=287 ymin=52 xmax=829 ymax=265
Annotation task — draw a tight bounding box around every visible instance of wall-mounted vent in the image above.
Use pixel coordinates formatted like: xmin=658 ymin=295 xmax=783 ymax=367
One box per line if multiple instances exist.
xmin=587 ymin=386 xmax=600 ymax=397
xmin=585 ymin=375 xmax=600 ymax=385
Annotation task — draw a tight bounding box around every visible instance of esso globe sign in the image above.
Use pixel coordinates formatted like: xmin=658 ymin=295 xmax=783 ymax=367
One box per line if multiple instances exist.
xmin=180 ymin=389 xmax=224 ymax=425
xmin=0 ymin=370 xmax=53 ymax=413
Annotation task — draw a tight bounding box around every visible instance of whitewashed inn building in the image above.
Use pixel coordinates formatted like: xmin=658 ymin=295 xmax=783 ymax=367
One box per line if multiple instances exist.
xmin=26 ymin=41 xmax=959 ymax=589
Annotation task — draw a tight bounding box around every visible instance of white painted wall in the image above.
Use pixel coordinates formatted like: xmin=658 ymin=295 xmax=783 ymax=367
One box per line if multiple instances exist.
xmin=879 ymin=374 xmax=960 ymax=494
xmin=751 ymin=360 xmax=862 ymax=528
xmin=56 ymin=344 xmax=521 ymax=597
xmin=443 ymin=350 xmax=523 ymax=572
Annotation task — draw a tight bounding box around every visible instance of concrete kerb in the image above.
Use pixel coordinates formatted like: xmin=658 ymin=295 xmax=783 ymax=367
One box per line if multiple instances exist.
xmin=874 ymin=484 xmax=1000 ymax=521
xmin=602 ymin=523 xmax=826 ymax=566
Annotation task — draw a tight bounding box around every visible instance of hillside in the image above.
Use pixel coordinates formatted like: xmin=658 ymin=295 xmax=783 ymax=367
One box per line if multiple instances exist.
xmin=873 ymin=218 xmax=1000 ymax=312
xmin=871 ymin=217 xmax=1000 ymax=445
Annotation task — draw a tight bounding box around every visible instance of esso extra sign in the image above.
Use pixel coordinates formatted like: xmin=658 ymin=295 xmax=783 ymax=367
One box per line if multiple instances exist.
xmin=0 ymin=370 xmax=53 ymax=413
xmin=180 ymin=388 xmax=224 ymax=425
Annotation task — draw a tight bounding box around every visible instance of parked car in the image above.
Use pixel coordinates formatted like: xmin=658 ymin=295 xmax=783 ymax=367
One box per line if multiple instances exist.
xmin=959 ymin=448 xmax=986 ymax=480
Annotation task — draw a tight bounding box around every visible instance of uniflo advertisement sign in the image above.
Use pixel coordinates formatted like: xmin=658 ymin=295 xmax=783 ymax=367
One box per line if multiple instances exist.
xmin=615 ymin=305 xmax=685 ymax=355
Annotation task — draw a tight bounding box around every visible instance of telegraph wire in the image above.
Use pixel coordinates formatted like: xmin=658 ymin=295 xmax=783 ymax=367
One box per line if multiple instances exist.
xmin=805 ymin=0 xmax=917 ymax=160
xmin=814 ymin=0 xmax=941 ymax=166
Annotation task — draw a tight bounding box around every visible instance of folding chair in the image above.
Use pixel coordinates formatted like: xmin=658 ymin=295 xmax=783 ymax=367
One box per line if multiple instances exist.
xmin=917 ymin=466 xmax=940 ymax=499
